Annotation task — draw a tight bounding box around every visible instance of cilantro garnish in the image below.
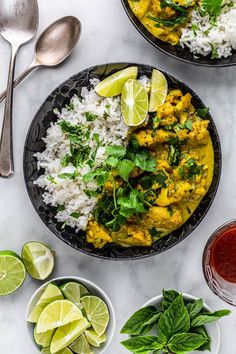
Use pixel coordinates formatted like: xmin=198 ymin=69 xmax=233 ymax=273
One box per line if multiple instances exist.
xmin=70 ymin=212 xmax=81 ymax=218
xmin=85 ymin=112 xmax=99 ymax=121
xmin=202 ymin=0 xmax=223 ymax=17
xmin=196 ymin=108 xmax=209 ymax=118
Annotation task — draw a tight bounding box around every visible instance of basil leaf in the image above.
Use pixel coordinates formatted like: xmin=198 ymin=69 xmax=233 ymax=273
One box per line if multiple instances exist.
xmin=120 ymin=306 xmax=157 ymax=335
xmin=140 ymin=311 xmax=163 ymax=334
xmin=158 ymin=294 xmax=190 ymax=340
xmin=191 ymin=309 xmax=231 ymax=327
xmin=162 ymin=289 xmax=179 ymax=311
xmin=191 ymin=326 xmax=211 ymax=351
xmin=117 ymin=159 xmax=135 ymax=182
xmin=121 ymin=336 xmax=165 ymax=353
xmin=106 ymin=145 xmax=126 ymax=158
xmin=186 ymin=298 xmax=204 ymax=318
xmin=168 ymin=333 xmax=207 ymax=353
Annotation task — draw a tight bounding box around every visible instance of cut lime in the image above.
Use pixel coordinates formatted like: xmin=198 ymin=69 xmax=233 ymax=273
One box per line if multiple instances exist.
xmin=85 ymin=329 xmax=106 ymax=347
xmin=121 ymin=79 xmax=149 ymax=126
xmin=69 ymin=334 xmax=93 ymax=353
xmin=50 ymin=318 xmax=90 ymax=353
xmin=81 ymin=296 xmax=109 ymax=336
xmin=95 ymin=66 xmax=138 ymax=97
xmin=34 ymin=325 xmax=54 ymax=347
xmin=37 ymin=299 xmax=83 ymax=333
xmin=27 ymin=283 xmax=63 ymax=323
xmin=149 ymin=69 xmax=168 ymax=112
xmin=60 ymin=282 xmax=90 ymax=308
xmin=41 ymin=347 xmax=73 ymax=354
xmin=21 ymin=242 xmax=54 ymax=280
xmin=0 ymin=250 xmax=26 ymax=296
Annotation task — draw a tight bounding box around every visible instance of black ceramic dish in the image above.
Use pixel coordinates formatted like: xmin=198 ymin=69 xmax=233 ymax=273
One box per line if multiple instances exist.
xmin=121 ymin=0 xmax=236 ymax=67
xmin=24 ymin=63 xmax=221 ymax=260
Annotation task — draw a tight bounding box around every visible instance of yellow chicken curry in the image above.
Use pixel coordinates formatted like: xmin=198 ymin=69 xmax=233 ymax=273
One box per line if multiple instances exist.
xmin=86 ymin=89 xmax=214 ymax=248
xmin=128 ymin=0 xmax=196 ymax=45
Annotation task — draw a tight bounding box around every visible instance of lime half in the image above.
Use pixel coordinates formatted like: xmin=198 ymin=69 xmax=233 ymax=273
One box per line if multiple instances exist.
xmin=50 ymin=318 xmax=90 ymax=353
xmin=85 ymin=329 xmax=106 ymax=347
xmin=60 ymin=282 xmax=90 ymax=308
xmin=41 ymin=347 xmax=73 ymax=354
xmin=95 ymin=66 xmax=138 ymax=97
xmin=34 ymin=325 xmax=54 ymax=348
xmin=0 ymin=250 xmax=26 ymax=296
xmin=27 ymin=283 xmax=63 ymax=323
xmin=37 ymin=299 xmax=83 ymax=333
xmin=22 ymin=242 xmax=55 ymax=280
xmin=121 ymin=79 xmax=149 ymax=126
xmin=149 ymin=69 xmax=168 ymax=112
xmin=69 ymin=334 xmax=93 ymax=353
xmin=81 ymin=296 xmax=109 ymax=336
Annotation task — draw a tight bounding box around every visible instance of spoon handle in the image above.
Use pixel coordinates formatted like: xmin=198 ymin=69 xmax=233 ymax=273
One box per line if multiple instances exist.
xmin=0 ymin=45 xmax=19 ymax=177
xmin=0 ymin=64 xmax=36 ymax=104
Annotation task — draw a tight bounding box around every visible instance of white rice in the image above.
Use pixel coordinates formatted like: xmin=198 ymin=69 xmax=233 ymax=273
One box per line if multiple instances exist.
xmin=34 ymin=80 xmax=129 ymax=232
xmin=180 ymin=1 xmax=236 ymax=58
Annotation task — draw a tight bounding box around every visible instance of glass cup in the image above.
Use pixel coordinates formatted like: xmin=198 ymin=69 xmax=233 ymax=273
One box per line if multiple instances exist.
xmin=202 ymin=219 xmax=236 ymax=306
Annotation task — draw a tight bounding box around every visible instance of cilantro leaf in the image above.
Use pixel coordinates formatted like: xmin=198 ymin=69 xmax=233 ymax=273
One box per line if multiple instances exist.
xmin=134 ymin=151 xmax=157 ymax=172
xmin=70 ymin=212 xmax=81 ymax=218
xmin=58 ymin=170 xmax=78 ymax=180
xmin=202 ymin=0 xmax=223 ymax=17
xmin=118 ymin=189 xmax=145 ymax=217
xmin=85 ymin=112 xmax=98 ymax=121
xmin=117 ymin=159 xmax=135 ymax=182
xmin=196 ymin=107 xmax=209 ymax=118
xmin=105 ymin=156 xmax=119 ymax=168
xmin=106 ymin=145 xmax=127 ymax=158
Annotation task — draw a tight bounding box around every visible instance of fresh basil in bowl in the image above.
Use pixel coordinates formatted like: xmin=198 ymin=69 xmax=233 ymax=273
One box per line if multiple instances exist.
xmin=120 ymin=290 xmax=231 ymax=353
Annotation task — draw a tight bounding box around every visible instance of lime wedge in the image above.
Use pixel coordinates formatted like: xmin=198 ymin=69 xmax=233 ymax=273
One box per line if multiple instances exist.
xmin=149 ymin=69 xmax=168 ymax=112
xmin=34 ymin=325 xmax=54 ymax=347
xmin=41 ymin=347 xmax=73 ymax=354
xmin=81 ymin=296 xmax=109 ymax=336
xmin=21 ymin=242 xmax=54 ymax=280
xmin=121 ymin=79 xmax=149 ymax=126
xmin=50 ymin=318 xmax=90 ymax=353
xmin=95 ymin=66 xmax=138 ymax=97
xmin=69 ymin=334 xmax=93 ymax=354
xmin=37 ymin=300 xmax=83 ymax=333
xmin=27 ymin=283 xmax=63 ymax=323
xmin=60 ymin=282 xmax=90 ymax=308
xmin=85 ymin=329 xmax=106 ymax=347
xmin=0 ymin=250 xmax=26 ymax=296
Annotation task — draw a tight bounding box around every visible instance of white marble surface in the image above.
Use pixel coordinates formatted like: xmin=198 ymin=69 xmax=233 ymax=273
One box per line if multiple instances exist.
xmin=0 ymin=0 xmax=236 ymax=353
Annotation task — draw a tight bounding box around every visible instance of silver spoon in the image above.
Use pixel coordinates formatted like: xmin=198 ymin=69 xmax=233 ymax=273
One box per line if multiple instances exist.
xmin=0 ymin=16 xmax=82 ymax=104
xmin=0 ymin=0 xmax=39 ymax=178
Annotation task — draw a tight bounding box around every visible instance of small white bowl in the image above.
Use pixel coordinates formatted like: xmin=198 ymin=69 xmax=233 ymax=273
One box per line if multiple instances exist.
xmin=26 ymin=276 xmax=116 ymax=353
xmin=141 ymin=293 xmax=220 ymax=354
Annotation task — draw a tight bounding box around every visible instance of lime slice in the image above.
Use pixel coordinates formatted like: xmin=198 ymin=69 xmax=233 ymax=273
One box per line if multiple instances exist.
xmin=21 ymin=242 xmax=54 ymax=280
xmin=27 ymin=283 xmax=63 ymax=323
xmin=37 ymin=300 xmax=83 ymax=333
xmin=81 ymin=296 xmax=109 ymax=336
xmin=50 ymin=318 xmax=90 ymax=353
xmin=95 ymin=66 xmax=138 ymax=97
xmin=85 ymin=329 xmax=106 ymax=347
xmin=41 ymin=347 xmax=73 ymax=354
xmin=149 ymin=69 xmax=168 ymax=112
xmin=60 ymin=282 xmax=90 ymax=308
xmin=121 ymin=79 xmax=149 ymax=126
xmin=69 ymin=334 xmax=93 ymax=353
xmin=34 ymin=325 xmax=54 ymax=347
xmin=0 ymin=250 xmax=26 ymax=296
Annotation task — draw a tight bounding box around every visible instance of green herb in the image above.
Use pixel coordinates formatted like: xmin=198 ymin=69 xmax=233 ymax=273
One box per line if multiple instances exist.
xmin=57 ymin=205 xmax=65 ymax=212
xmin=106 ymin=145 xmax=127 ymax=158
xmin=184 ymin=120 xmax=193 ymax=131
xmin=210 ymin=43 xmax=219 ymax=59
xmin=149 ymin=228 xmax=162 ymax=238
xmin=70 ymin=212 xmax=81 ymax=218
xmin=168 ymin=333 xmax=207 ymax=353
xmin=168 ymin=145 xmax=181 ymax=166
xmin=196 ymin=107 xmax=209 ymax=118
xmin=105 ymin=156 xmax=119 ymax=168
xmin=186 ymin=298 xmax=204 ymax=318
xmin=120 ymin=306 xmax=157 ymax=335
xmin=191 ymin=23 xmax=198 ymax=32
xmin=148 ymin=0 xmax=189 ymax=27
xmin=58 ymin=170 xmax=78 ymax=180
xmin=117 ymin=159 xmax=135 ymax=182
xmin=65 ymin=102 xmax=74 ymax=111
xmin=134 ymin=151 xmax=157 ymax=172
xmin=140 ymin=171 xmax=167 ymax=189
xmin=202 ymin=0 xmax=223 ymax=17
xmin=85 ymin=112 xmax=98 ymax=121
xmin=118 ymin=189 xmax=145 ymax=217
xmin=121 ymin=336 xmax=165 ymax=353
xmin=191 ymin=309 xmax=231 ymax=327
xmin=47 ymin=176 xmax=57 ymax=184
xmin=162 ymin=289 xmax=179 ymax=311
xmin=83 ymin=189 xmax=100 ymax=197
xmin=191 ymin=326 xmax=211 ymax=351
xmin=184 ymin=158 xmax=204 ymax=179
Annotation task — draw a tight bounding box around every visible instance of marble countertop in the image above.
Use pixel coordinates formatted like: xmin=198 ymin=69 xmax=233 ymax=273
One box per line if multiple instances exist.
xmin=0 ymin=0 xmax=236 ymax=353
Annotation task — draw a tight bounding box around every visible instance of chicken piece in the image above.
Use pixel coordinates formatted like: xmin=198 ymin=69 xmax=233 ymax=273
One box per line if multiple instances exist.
xmin=135 ymin=129 xmax=176 ymax=147
xmin=143 ymin=205 xmax=183 ymax=229
xmin=175 ymin=93 xmax=192 ymax=114
xmin=188 ymin=121 xmax=210 ymax=146
xmin=157 ymin=102 xmax=178 ymax=126
xmin=166 ymin=89 xmax=183 ymax=104
xmin=86 ymin=221 xmax=112 ymax=249
xmin=114 ymin=226 xmax=152 ymax=247
xmin=128 ymin=0 xmax=151 ymax=19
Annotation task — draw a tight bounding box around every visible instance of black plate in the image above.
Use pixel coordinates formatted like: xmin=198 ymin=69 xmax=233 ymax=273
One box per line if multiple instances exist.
xmin=121 ymin=0 xmax=236 ymax=67
xmin=23 ymin=63 xmax=221 ymax=260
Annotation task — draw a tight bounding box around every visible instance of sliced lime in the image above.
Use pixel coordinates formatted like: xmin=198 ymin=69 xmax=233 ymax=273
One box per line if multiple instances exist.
xmin=41 ymin=347 xmax=73 ymax=354
xmin=34 ymin=325 xmax=54 ymax=348
xmin=50 ymin=318 xmax=90 ymax=353
xmin=81 ymin=296 xmax=109 ymax=336
xmin=121 ymin=79 xmax=149 ymax=126
xmin=21 ymin=242 xmax=54 ymax=280
xmin=95 ymin=66 xmax=138 ymax=97
xmin=60 ymin=282 xmax=90 ymax=308
xmin=27 ymin=283 xmax=63 ymax=323
xmin=149 ymin=69 xmax=168 ymax=112
xmin=37 ymin=300 xmax=83 ymax=333
xmin=69 ymin=334 xmax=93 ymax=353
xmin=85 ymin=329 xmax=106 ymax=347
xmin=0 ymin=250 xmax=26 ymax=296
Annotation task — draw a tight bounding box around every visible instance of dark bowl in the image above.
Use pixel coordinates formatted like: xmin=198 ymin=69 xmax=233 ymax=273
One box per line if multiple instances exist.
xmin=121 ymin=0 xmax=236 ymax=67
xmin=23 ymin=62 xmax=222 ymax=260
